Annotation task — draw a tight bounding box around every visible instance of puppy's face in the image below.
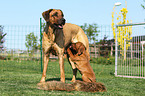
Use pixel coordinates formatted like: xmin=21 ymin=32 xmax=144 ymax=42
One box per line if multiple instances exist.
xmin=70 ymin=43 xmax=77 ymax=51
xmin=70 ymin=42 xmax=86 ymax=55
xmin=42 ymin=9 xmax=66 ymax=29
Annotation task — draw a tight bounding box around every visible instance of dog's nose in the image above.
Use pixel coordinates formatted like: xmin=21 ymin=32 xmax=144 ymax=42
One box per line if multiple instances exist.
xmin=61 ymin=18 xmax=66 ymax=25
xmin=61 ymin=18 xmax=65 ymax=22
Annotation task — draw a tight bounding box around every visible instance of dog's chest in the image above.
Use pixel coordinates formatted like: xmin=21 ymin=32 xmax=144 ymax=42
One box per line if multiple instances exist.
xmin=48 ymin=32 xmax=55 ymax=42
xmin=53 ymin=29 xmax=64 ymax=48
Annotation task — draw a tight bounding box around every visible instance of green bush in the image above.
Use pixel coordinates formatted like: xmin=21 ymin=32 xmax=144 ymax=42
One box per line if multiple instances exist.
xmin=6 ymin=54 xmax=13 ymax=60
xmin=13 ymin=57 xmax=19 ymax=61
xmin=90 ymin=56 xmax=115 ymax=65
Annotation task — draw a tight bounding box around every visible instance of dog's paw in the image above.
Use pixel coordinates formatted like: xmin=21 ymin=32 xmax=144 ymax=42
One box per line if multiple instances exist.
xmin=70 ymin=79 xmax=76 ymax=82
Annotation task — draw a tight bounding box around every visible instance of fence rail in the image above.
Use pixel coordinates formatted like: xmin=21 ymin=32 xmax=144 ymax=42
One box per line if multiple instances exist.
xmin=116 ymin=22 xmax=145 ymax=27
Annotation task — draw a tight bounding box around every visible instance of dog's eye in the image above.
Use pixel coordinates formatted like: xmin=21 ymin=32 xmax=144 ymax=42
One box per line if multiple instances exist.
xmin=52 ymin=12 xmax=58 ymax=17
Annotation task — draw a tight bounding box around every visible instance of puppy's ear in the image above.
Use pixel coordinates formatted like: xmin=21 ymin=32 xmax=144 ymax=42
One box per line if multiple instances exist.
xmin=77 ymin=43 xmax=86 ymax=56
xmin=78 ymin=48 xmax=84 ymax=55
xmin=42 ymin=9 xmax=53 ymax=22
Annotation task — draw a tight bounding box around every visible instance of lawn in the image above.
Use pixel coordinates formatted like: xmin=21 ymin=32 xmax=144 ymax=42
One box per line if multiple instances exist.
xmin=0 ymin=60 xmax=145 ymax=96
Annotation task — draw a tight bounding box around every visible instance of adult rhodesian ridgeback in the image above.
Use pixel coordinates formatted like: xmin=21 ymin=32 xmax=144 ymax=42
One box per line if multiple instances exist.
xmin=40 ymin=9 xmax=90 ymax=83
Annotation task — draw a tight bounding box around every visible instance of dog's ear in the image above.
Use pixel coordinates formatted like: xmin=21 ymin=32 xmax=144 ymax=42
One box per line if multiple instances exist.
xmin=42 ymin=9 xmax=53 ymax=22
xmin=59 ymin=9 xmax=64 ymax=17
xmin=78 ymin=47 xmax=84 ymax=55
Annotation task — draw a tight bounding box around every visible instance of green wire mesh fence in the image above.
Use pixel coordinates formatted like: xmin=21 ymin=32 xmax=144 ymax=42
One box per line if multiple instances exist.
xmin=0 ymin=24 xmax=40 ymax=62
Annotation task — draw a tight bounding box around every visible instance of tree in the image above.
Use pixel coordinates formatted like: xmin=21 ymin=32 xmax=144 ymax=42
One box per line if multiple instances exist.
xmin=25 ymin=32 xmax=38 ymax=57
xmin=141 ymin=0 xmax=145 ymax=9
xmin=80 ymin=23 xmax=99 ymax=58
xmin=0 ymin=25 xmax=6 ymax=52
xmin=80 ymin=23 xmax=99 ymax=44
xmin=0 ymin=25 xmax=6 ymax=60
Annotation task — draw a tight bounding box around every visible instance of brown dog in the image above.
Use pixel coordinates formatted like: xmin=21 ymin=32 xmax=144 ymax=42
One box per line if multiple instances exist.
xmin=67 ymin=42 xmax=96 ymax=82
xmin=40 ymin=9 xmax=90 ymax=83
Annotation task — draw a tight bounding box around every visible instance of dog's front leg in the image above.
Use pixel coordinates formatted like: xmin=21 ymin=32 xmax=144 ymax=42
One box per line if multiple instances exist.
xmin=58 ymin=51 xmax=65 ymax=82
xmin=40 ymin=53 xmax=49 ymax=82
xmin=68 ymin=58 xmax=77 ymax=82
xmin=53 ymin=43 xmax=65 ymax=82
xmin=40 ymin=32 xmax=51 ymax=83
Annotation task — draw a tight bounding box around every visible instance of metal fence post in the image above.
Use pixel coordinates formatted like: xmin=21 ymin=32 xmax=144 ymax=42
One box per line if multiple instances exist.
xmin=40 ymin=18 xmax=43 ymax=72
xmin=115 ymin=26 xmax=118 ymax=76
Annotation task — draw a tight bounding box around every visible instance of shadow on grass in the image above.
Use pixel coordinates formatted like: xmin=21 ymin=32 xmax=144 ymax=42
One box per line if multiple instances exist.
xmin=46 ymin=78 xmax=82 ymax=82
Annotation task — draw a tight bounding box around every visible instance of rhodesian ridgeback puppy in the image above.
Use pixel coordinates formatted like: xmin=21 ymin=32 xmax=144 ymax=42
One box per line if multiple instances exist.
xmin=67 ymin=42 xmax=96 ymax=82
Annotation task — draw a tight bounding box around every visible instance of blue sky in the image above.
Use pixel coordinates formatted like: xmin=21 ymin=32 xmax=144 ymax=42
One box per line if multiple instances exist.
xmin=0 ymin=0 xmax=145 ymax=25
xmin=0 ymin=0 xmax=145 ymax=50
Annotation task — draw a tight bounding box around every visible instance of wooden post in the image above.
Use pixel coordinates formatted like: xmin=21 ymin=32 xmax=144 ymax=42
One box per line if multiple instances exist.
xmin=89 ymin=45 xmax=91 ymax=58
xmin=111 ymin=43 xmax=113 ymax=56
xmin=94 ymin=41 xmax=97 ymax=58
xmin=142 ymin=42 xmax=143 ymax=67
xmin=18 ymin=49 xmax=20 ymax=57
xmin=11 ymin=49 xmax=13 ymax=60
xmin=124 ymin=38 xmax=126 ymax=60
xmin=131 ymin=42 xmax=132 ymax=59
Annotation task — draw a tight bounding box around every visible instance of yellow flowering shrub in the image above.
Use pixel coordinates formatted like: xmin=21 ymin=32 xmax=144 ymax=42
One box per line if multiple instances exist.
xmin=111 ymin=1 xmax=132 ymax=59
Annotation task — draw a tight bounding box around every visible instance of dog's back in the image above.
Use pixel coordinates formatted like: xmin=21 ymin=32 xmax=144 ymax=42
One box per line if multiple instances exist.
xmin=63 ymin=23 xmax=90 ymax=59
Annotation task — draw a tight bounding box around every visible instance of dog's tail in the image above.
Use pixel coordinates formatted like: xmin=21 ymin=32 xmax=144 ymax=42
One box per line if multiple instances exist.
xmin=73 ymin=80 xmax=106 ymax=92
xmin=37 ymin=80 xmax=106 ymax=92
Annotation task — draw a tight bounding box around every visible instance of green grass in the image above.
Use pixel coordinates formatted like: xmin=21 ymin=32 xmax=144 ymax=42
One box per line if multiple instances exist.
xmin=0 ymin=60 xmax=145 ymax=96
